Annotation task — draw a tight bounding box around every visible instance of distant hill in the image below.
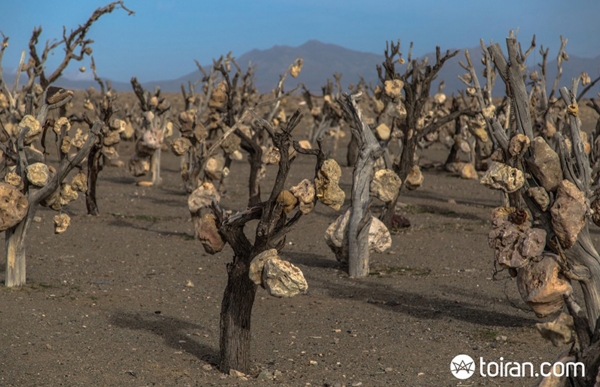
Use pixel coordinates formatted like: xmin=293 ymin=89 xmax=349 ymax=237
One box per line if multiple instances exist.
xmin=3 ymin=40 xmax=600 ymax=97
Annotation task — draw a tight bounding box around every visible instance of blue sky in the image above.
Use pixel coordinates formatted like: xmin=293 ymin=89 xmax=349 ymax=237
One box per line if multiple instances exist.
xmin=1 ymin=0 xmax=599 ymax=82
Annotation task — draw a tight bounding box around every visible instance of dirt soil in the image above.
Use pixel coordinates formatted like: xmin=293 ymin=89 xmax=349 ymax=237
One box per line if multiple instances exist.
xmin=0 ymin=102 xmax=598 ymax=387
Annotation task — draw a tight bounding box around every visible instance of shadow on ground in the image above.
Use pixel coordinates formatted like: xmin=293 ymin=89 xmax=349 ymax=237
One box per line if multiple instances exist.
xmin=110 ymin=311 xmax=219 ymax=365
xmin=307 ymin=274 xmax=538 ymax=328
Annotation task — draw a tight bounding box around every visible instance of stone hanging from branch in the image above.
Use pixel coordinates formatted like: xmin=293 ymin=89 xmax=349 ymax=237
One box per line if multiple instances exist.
xmin=248 ymin=249 xmax=308 ymax=298
xmin=0 ymin=183 xmax=29 ymax=231
xmin=314 ymin=159 xmax=345 ymax=210
xmin=517 ymin=253 xmax=573 ymax=318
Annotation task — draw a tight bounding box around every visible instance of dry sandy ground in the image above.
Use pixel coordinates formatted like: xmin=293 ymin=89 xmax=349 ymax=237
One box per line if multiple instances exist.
xmin=0 ymin=103 xmax=598 ymax=386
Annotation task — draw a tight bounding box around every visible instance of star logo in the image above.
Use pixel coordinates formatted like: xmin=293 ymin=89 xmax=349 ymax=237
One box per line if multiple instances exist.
xmin=450 ymin=354 xmax=475 ymax=379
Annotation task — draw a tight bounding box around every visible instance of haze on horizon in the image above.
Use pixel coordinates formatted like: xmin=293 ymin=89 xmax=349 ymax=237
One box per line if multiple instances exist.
xmin=1 ymin=0 xmax=599 ymax=83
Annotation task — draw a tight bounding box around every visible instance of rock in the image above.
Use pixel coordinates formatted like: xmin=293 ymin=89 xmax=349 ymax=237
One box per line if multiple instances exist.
xmin=128 ymin=154 xmax=151 ymax=177
xmin=517 ymin=253 xmax=572 ymax=318
xmin=196 ymin=213 xmax=224 ymax=254
xmin=26 ymin=163 xmax=51 ymax=187
xmin=314 ymin=159 xmax=345 ymax=210
xmin=53 ymin=213 xmax=71 ymax=234
xmin=220 ymin=132 xmax=241 ymax=155
xmin=229 ymin=369 xmax=245 ymax=378
xmin=488 ymin=207 xmax=546 ymax=268
xmin=205 ymin=154 xmax=225 ymax=181
xmin=325 ymin=209 xmax=392 ymax=262
xmin=371 ymin=169 xmax=401 ymax=202
xmin=171 ymin=137 xmax=192 ymax=156
xmin=0 ymin=183 xmax=28 ymax=231
xmin=394 ymin=102 xmax=407 ymax=120
xmin=508 ymin=133 xmax=530 ymax=157
xmin=249 ymin=249 xmax=279 ymax=285
xmin=60 ymin=136 xmax=72 ymax=154
xmin=384 ymin=79 xmax=403 ymax=99
xmin=290 ymin=58 xmax=303 ymax=78
xmin=110 ymin=118 xmax=126 ymax=133
xmin=51 ymin=184 xmax=78 ymax=210
xmin=188 ymin=182 xmax=220 ymax=212
xmin=550 ymin=180 xmax=586 ymax=249
xmin=527 ymin=137 xmax=562 ymax=192
xmin=201 ymin=364 xmax=213 ymax=371
xmin=53 ymin=117 xmax=71 ymax=135
xmin=262 ymin=255 xmax=308 ymax=298
xmin=277 ymin=190 xmax=298 ymax=213
xmin=433 ymin=93 xmax=446 ymax=105
xmin=71 ymin=128 xmax=88 ymax=149
xmin=4 ymin=172 xmax=22 ymax=188
xmin=71 ymin=172 xmax=87 ymax=192
xmin=536 ymin=312 xmax=574 ymax=346
xmin=375 ymin=123 xmax=391 ymax=141
xmin=527 ymin=187 xmax=550 ymax=211
xmin=458 ymin=163 xmax=478 ymax=180
xmin=178 ymin=111 xmax=194 ymax=134
xmin=480 ymin=161 xmax=524 ymax=193
xmin=289 ymin=179 xmax=315 ymax=214
xmin=405 ymin=165 xmax=424 ymax=190
xmin=297 ymin=140 xmax=312 ymax=150
xmin=103 ymin=130 xmax=120 ymax=147
xmin=140 ymin=127 xmax=163 ymax=151
xmin=261 ymin=146 xmax=281 ymax=165
xmin=18 ymin=115 xmax=42 ymax=144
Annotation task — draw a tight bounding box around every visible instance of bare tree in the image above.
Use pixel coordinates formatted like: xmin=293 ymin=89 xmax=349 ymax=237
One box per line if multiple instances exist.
xmin=68 ymin=57 xmax=125 ymax=215
xmin=128 ymin=78 xmax=171 ymax=187
xmin=478 ymin=33 xmax=600 ymax=386
xmin=372 ymin=41 xmax=473 ymax=228
xmin=0 ymin=2 xmax=132 ymax=286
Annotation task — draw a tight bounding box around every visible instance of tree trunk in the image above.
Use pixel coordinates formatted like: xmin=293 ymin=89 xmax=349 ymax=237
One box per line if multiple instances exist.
xmin=219 ymin=258 xmax=257 ymax=374
xmin=346 ymin=132 xmax=359 ymax=167
xmin=151 ymin=148 xmax=161 ymax=186
xmin=86 ymin=145 xmax=102 ymax=215
xmin=348 ymin=150 xmax=376 ymax=277
xmin=5 ymin=212 xmax=34 ymax=287
xmin=565 ymin=227 xmax=600 ymax=328
xmin=380 ymin=132 xmax=418 ymax=227
xmin=344 ymin=93 xmax=382 ymax=277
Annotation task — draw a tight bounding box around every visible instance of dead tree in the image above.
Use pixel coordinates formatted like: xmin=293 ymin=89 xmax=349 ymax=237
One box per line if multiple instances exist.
xmin=479 ymin=33 xmax=600 ymax=387
xmin=0 ymin=98 xmax=101 ymax=287
xmin=0 ymin=2 xmax=131 ymax=286
xmin=339 ymin=93 xmax=383 ymax=277
xmin=302 ymin=74 xmax=346 ymax=157
xmin=26 ymin=1 xmax=133 ymax=91
xmin=68 ymin=57 xmax=124 ymax=215
xmin=128 ymin=78 xmax=171 ymax=187
xmin=372 ymin=41 xmax=471 ymax=228
xmin=203 ymin=111 xmax=332 ymax=373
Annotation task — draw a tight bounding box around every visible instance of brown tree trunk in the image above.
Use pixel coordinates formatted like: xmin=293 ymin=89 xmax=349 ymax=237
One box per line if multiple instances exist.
xmin=380 ymin=132 xmax=418 ymax=227
xmin=346 ymin=132 xmax=359 ymax=167
xmin=219 ymin=258 xmax=257 ymax=374
xmin=86 ymin=145 xmax=102 ymax=216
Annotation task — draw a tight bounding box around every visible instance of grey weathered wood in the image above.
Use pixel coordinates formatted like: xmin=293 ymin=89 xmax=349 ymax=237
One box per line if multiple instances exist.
xmin=6 ymin=121 xmax=101 ymax=287
xmin=488 ymin=39 xmax=534 ymax=141
xmin=342 ymin=92 xmax=383 ymax=278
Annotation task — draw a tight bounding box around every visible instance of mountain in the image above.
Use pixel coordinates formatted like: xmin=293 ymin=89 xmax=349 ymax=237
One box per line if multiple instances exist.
xmin=2 ymin=40 xmax=599 ymax=97
xmin=151 ymin=40 xmax=384 ymax=94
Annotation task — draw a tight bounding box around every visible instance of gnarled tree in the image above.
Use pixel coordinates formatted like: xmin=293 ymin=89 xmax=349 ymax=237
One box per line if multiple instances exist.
xmin=477 ymin=33 xmax=600 ymax=387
